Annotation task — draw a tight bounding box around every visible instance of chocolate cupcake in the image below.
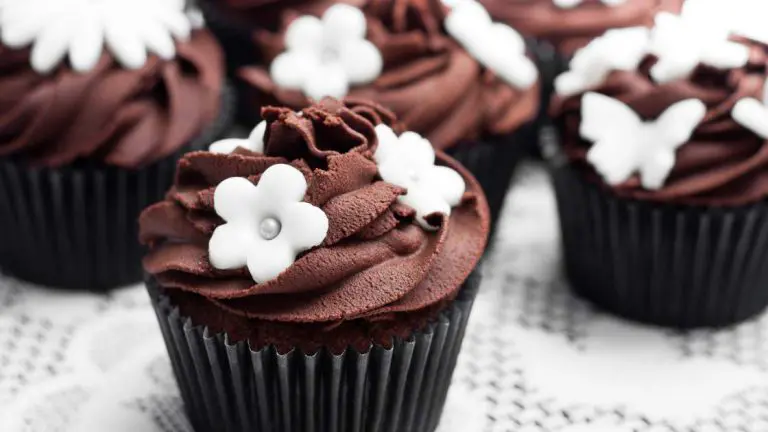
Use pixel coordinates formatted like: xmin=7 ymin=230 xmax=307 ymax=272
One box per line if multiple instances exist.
xmin=550 ymin=8 xmax=768 ymax=328
xmin=236 ymin=0 xmax=539 ymax=231
xmin=478 ymin=0 xmax=684 ymax=155
xmin=0 ymin=2 xmax=232 ymax=290
xmin=140 ymin=98 xmax=489 ymax=432
xmin=198 ymin=0 xmax=364 ymax=72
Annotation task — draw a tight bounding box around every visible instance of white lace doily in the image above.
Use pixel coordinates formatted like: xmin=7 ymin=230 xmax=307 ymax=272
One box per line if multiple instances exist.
xmin=1 ymin=163 xmax=767 ymax=432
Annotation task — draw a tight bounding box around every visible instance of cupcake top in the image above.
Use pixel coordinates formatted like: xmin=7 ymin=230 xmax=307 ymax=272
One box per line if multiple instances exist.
xmin=238 ymin=0 xmax=539 ymax=150
xmin=551 ymin=2 xmax=768 ymax=206
xmin=0 ymin=0 xmax=224 ymax=168
xmin=139 ymin=98 xmax=489 ymax=351
xmin=478 ymin=0 xmax=684 ymax=57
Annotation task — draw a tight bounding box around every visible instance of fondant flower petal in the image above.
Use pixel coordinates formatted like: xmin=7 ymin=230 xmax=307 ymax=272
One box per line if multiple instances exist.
xmin=213 ymin=177 xmax=260 ymax=222
xmin=322 ymin=4 xmax=367 ymax=44
xmin=285 ymin=15 xmax=324 ymax=52
xmin=246 ymin=239 xmax=295 ymax=284
xmin=30 ymin=18 xmax=76 ymax=73
xmin=420 ymin=166 xmax=466 ymax=207
xmin=278 ymin=202 xmax=330 ymax=251
xmin=69 ymin=12 xmax=104 ymax=73
xmin=154 ymin=8 xmax=191 ymax=41
xmin=400 ymin=187 xmax=451 ymax=231
xmin=270 ymin=51 xmax=318 ymax=90
xmin=140 ymin=21 xmax=176 ymax=60
xmin=373 ymin=124 xmax=400 ymax=164
xmin=209 ymin=222 xmax=252 ymax=270
xmin=257 ymin=163 xmax=308 ymax=203
xmin=303 ymin=63 xmax=349 ymax=100
xmin=104 ymin=11 xmax=147 ymax=70
xmin=339 ymin=40 xmax=383 ymax=85
xmin=209 ymin=138 xmax=251 ymax=154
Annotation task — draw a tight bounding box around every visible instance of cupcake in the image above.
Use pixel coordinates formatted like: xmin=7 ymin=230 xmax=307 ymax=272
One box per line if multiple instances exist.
xmin=478 ymin=0 xmax=684 ymax=155
xmin=198 ymin=0 xmax=364 ymax=72
xmin=0 ymin=1 xmax=232 ymax=290
xmin=237 ymin=0 xmax=539 ymax=231
xmin=550 ymin=5 xmax=768 ymax=328
xmin=140 ymin=98 xmax=489 ymax=432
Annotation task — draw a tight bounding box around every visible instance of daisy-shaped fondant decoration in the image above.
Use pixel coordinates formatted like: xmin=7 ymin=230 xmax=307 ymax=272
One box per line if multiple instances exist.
xmin=581 ymin=92 xmax=706 ymax=190
xmin=0 ymin=0 xmax=195 ymax=74
xmin=555 ymin=27 xmax=650 ymax=97
xmin=209 ymin=121 xmax=267 ymax=154
xmin=554 ymin=0 xmax=628 ymax=8
xmin=445 ymin=0 xmax=537 ymax=89
xmin=209 ymin=164 xmax=329 ymax=283
xmin=374 ymin=125 xmax=465 ymax=230
xmin=649 ymin=3 xmax=750 ymax=84
xmin=269 ymin=4 xmax=383 ymax=101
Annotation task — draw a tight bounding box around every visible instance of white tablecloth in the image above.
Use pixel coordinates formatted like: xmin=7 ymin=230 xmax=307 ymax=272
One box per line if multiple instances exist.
xmin=1 ymin=163 xmax=767 ymax=432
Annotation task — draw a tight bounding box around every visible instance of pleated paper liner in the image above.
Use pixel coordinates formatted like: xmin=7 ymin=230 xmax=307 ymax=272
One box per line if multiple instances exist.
xmin=0 ymin=85 xmax=235 ymax=291
xmin=446 ymin=126 xmax=535 ymax=238
xmin=552 ymin=164 xmax=768 ymax=329
xmin=146 ymin=272 xmax=480 ymax=432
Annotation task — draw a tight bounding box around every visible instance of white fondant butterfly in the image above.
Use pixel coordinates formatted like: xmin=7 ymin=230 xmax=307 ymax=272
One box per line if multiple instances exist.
xmin=581 ymin=93 xmax=706 ymax=190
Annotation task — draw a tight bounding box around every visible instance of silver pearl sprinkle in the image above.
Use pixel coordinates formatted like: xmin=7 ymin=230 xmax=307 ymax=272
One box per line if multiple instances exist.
xmin=259 ymin=218 xmax=282 ymax=240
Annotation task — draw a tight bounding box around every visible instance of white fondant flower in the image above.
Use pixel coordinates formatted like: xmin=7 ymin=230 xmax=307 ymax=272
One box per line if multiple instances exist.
xmin=374 ymin=125 xmax=465 ymax=230
xmin=0 ymin=0 xmax=195 ymax=74
xmin=555 ymin=27 xmax=650 ymax=97
xmin=648 ymin=8 xmax=750 ymax=84
xmin=581 ymin=92 xmax=706 ymax=190
xmin=209 ymin=121 xmax=267 ymax=154
xmin=209 ymin=164 xmax=329 ymax=283
xmin=553 ymin=0 xmax=627 ymax=8
xmin=269 ymin=4 xmax=383 ymax=101
xmin=444 ymin=0 xmax=537 ymax=89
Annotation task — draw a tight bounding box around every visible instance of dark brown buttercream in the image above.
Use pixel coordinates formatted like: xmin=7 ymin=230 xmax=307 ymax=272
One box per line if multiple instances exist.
xmin=479 ymin=0 xmax=683 ymax=57
xmin=140 ymin=99 xmax=489 ymax=350
xmin=238 ymin=0 xmax=539 ymax=150
xmin=552 ymin=38 xmax=768 ymax=206
xmin=0 ymin=30 xmax=224 ymax=168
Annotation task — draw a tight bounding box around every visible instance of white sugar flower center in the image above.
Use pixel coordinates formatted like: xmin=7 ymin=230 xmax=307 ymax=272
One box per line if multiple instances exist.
xmin=259 ymin=217 xmax=282 ymax=241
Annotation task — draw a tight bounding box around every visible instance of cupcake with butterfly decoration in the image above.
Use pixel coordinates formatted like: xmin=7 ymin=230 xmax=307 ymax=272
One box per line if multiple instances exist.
xmin=550 ymin=1 xmax=768 ymax=328
xmin=237 ymin=0 xmax=540 ymax=232
xmin=0 ymin=0 xmax=232 ymax=290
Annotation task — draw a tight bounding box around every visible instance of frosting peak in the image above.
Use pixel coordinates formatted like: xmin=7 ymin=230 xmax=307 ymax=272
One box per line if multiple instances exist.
xmin=140 ymin=99 xmax=488 ymax=333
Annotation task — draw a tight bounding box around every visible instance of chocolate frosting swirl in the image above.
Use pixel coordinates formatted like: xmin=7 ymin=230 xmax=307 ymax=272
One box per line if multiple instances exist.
xmin=552 ymin=38 xmax=768 ymax=206
xmin=0 ymin=30 xmax=224 ymax=168
xmin=238 ymin=0 xmax=539 ymax=150
xmin=140 ymin=99 xmax=489 ymax=347
xmin=479 ymin=0 xmax=683 ymax=57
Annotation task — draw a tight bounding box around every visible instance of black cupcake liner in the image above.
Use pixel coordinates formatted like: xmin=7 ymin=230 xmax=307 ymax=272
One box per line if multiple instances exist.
xmin=0 ymin=86 xmax=235 ymax=291
xmin=552 ymin=164 xmax=768 ymax=328
xmin=146 ymin=271 xmax=480 ymax=432
xmin=446 ymin=126 xmax=535 ymax=237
